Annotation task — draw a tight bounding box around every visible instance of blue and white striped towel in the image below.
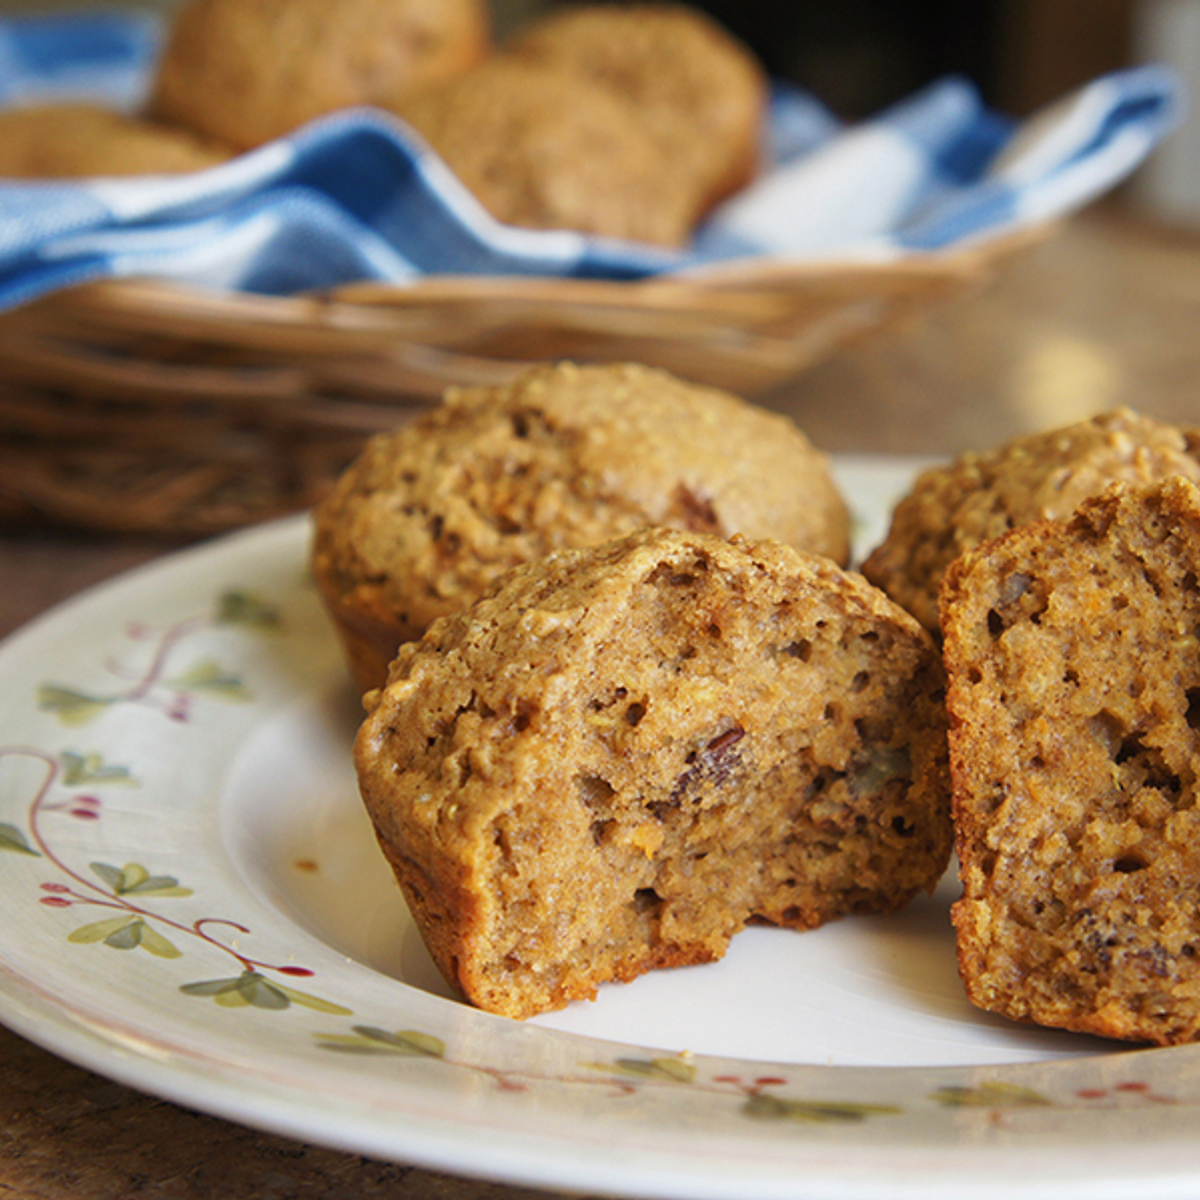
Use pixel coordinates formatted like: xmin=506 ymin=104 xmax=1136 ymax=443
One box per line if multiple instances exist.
xmin=0 ymin=10 xmax=1182 ymax=311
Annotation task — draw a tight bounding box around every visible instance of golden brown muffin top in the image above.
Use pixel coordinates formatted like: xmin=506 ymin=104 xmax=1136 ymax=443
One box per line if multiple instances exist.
xmin=507 ymin=3 xmax=767 ymax=211
xmin=391 ymin=56 xmax=697 ymax=246
xmin=864 ymin=407 xmax=1200 ymax=635
xmin=149 ymin=0 xmax=490 ymax=149
xmin=0 ymin=104 xmax=232 ymax=178
xmin=313 ymin=360 xmax=849 ymax=645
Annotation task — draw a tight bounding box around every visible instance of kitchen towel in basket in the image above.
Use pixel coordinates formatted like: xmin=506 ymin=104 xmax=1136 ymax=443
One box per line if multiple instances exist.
xmin=0 ymin=10 xmax=1182 ymax=310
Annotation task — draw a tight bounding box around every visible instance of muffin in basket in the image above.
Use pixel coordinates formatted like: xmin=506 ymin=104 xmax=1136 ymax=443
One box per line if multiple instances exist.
xmin=311 ymin=361 xmax=850 ymax=696
xmin=392 ymin=2 xmax=767 ymax=247
xmin=356 ymin=526 xmax=952 ymax=1018
xmin=0 ymin=104 xmax=233 ymax=177
xmin=507 ymin=3 xmax=767 ymax=217
xmin=149 ymin=0 xmax=490 ymax=150
xmin=942 ymin=476 xmax=1200 ymax=1044
xmin=862 ymin=408 xmax=1200 ymax=635
xmin=391 ymin=57 xmax=696 ymax=247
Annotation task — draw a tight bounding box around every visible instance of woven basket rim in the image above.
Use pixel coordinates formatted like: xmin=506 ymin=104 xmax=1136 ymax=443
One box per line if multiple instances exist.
xmin=0 ymin=223 xmax=1052 ymax=537
xmin=35 ymin=222 xmax=1049 ymax=330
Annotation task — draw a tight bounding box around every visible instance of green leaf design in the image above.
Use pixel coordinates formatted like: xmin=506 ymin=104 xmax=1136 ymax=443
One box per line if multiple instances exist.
xmin=235 ymin=975 xmax=289 ymax=1010
xmin=609 ymin=1057 xmax=697 ymax=1084
xmin=316 ymin=1026 xmax=444 ymax=1056
xmin=135 ymin=923 xmax=183 ymax=959
xmin=274 ymin=983 xmax=353 ymax=1016
xmin=89 ymin=862 xmax=123 ymax=891
xmin=179 ymin=977 xmax=240 ymax=997
xmin=929 ymin=1082 xmax=1052 ymax=1108
xmin=0 ymin=822 xmax=38 ymax=856
xmin=130 ymin=880 xmax=192 ymax=898
xmin=742 ymin=1093 xmax=902 ymax=1124
xmin=59 ymin=752 xmax=134 ymax=787
xmin=89 ymin=861 xmax=191 ymax=898
xmin=103 ymin=920 xmax=142 ymax=950
xmin=216 ymin=591 xmax=281 ymax=629
xmin=67 ymin=915 xmax=181 ymax=958
xmin=169 ymin=660 xmax=251 ymax=701
xmin=180 ymin=973 xmax=288 ymax=1009
xmin=181 ymin=971 xmax=349 ymax=1015
xmin=37 ymin=686 xmax=109 ymax=726
xmin=68 ymin=915 xmax=138 ymax=945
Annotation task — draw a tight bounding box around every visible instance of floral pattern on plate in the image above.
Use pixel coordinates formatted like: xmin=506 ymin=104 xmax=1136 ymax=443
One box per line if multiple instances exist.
xmin=1 ymin=463 xmax=1200 ymax=1200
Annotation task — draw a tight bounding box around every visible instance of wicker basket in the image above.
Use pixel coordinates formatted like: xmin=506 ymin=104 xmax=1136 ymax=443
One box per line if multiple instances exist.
xmin=0 ymin=229 xmax=1040 ymax=536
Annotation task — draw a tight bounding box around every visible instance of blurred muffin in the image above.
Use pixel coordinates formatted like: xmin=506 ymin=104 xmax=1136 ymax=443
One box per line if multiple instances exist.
xmin=149 ymin=0 xmax=490 ymax=150
xmin=0 ymin=104 xmax=232 ymax=178
xmin=312 ymin=360 xmax=850 ymax=695
xmin=391 ymin=57 xmax=695 ymax=246
xmin=862 ymin=408 xmax=1200 ymax=635
xmin=508 ymin=3 xmax=768 ymax=216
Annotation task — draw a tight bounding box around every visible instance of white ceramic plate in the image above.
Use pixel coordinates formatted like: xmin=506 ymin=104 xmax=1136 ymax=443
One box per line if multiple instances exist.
xmin=2 ymin=456 xmax=1200 ymax=1200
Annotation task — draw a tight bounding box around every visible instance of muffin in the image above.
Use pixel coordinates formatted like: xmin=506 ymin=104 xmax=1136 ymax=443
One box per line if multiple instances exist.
xmin=356 ymin=526 xmax=952 ymax=1018
xmin=149 ymin=0 xmax=490 ymax=150
xmin=391 ymin=57 xmax=696 ymax=246
xmin=0 ymin=104 xmax=232 ymax=178
xmin=312 ymin=361 xmax=850 ymax=695
xmin=507 ymin=3 xmax=768 ymax=218
xmin=862 ymin=408 xmax=1200 ymax=635
xmin=942 ymin=476 xmax=1200 ymax=1044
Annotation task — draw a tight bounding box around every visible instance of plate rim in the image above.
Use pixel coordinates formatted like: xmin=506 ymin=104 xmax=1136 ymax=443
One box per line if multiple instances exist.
xmin=2 ymin=458 xmax=1200 ymax=1200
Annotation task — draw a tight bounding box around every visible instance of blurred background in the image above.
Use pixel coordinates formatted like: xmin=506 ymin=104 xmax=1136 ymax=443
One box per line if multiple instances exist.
xmin=0 ymin=0 xmax=1141 ymax=117
xmin=0 ymin=0 xmax=1194 ymax=463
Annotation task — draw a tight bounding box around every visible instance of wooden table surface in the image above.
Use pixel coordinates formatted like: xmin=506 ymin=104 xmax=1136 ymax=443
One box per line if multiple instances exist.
xmin=1 ymin=201 xmax=1198 ymax=1199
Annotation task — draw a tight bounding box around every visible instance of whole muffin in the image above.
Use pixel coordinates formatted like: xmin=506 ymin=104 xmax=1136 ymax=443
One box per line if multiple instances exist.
xmin=312 ymin=361 xmax=850 ymax=695
xmin=391 ymin=57 xmax=695 ymax=246
xmin=0 ymin=104 xmax=232 ymax=177
xmin=357 ymin=527 xmax=952 ymax=1018
xmin=507 ymin=3 xmax=768 ymax=218
xmin=942 ymin=477 xmax=1200 ymax=1045
xmin=862 ymin=408 xmax=1200 ymax=635
xmin=149 ymin=0 xmax=490 ymax=150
